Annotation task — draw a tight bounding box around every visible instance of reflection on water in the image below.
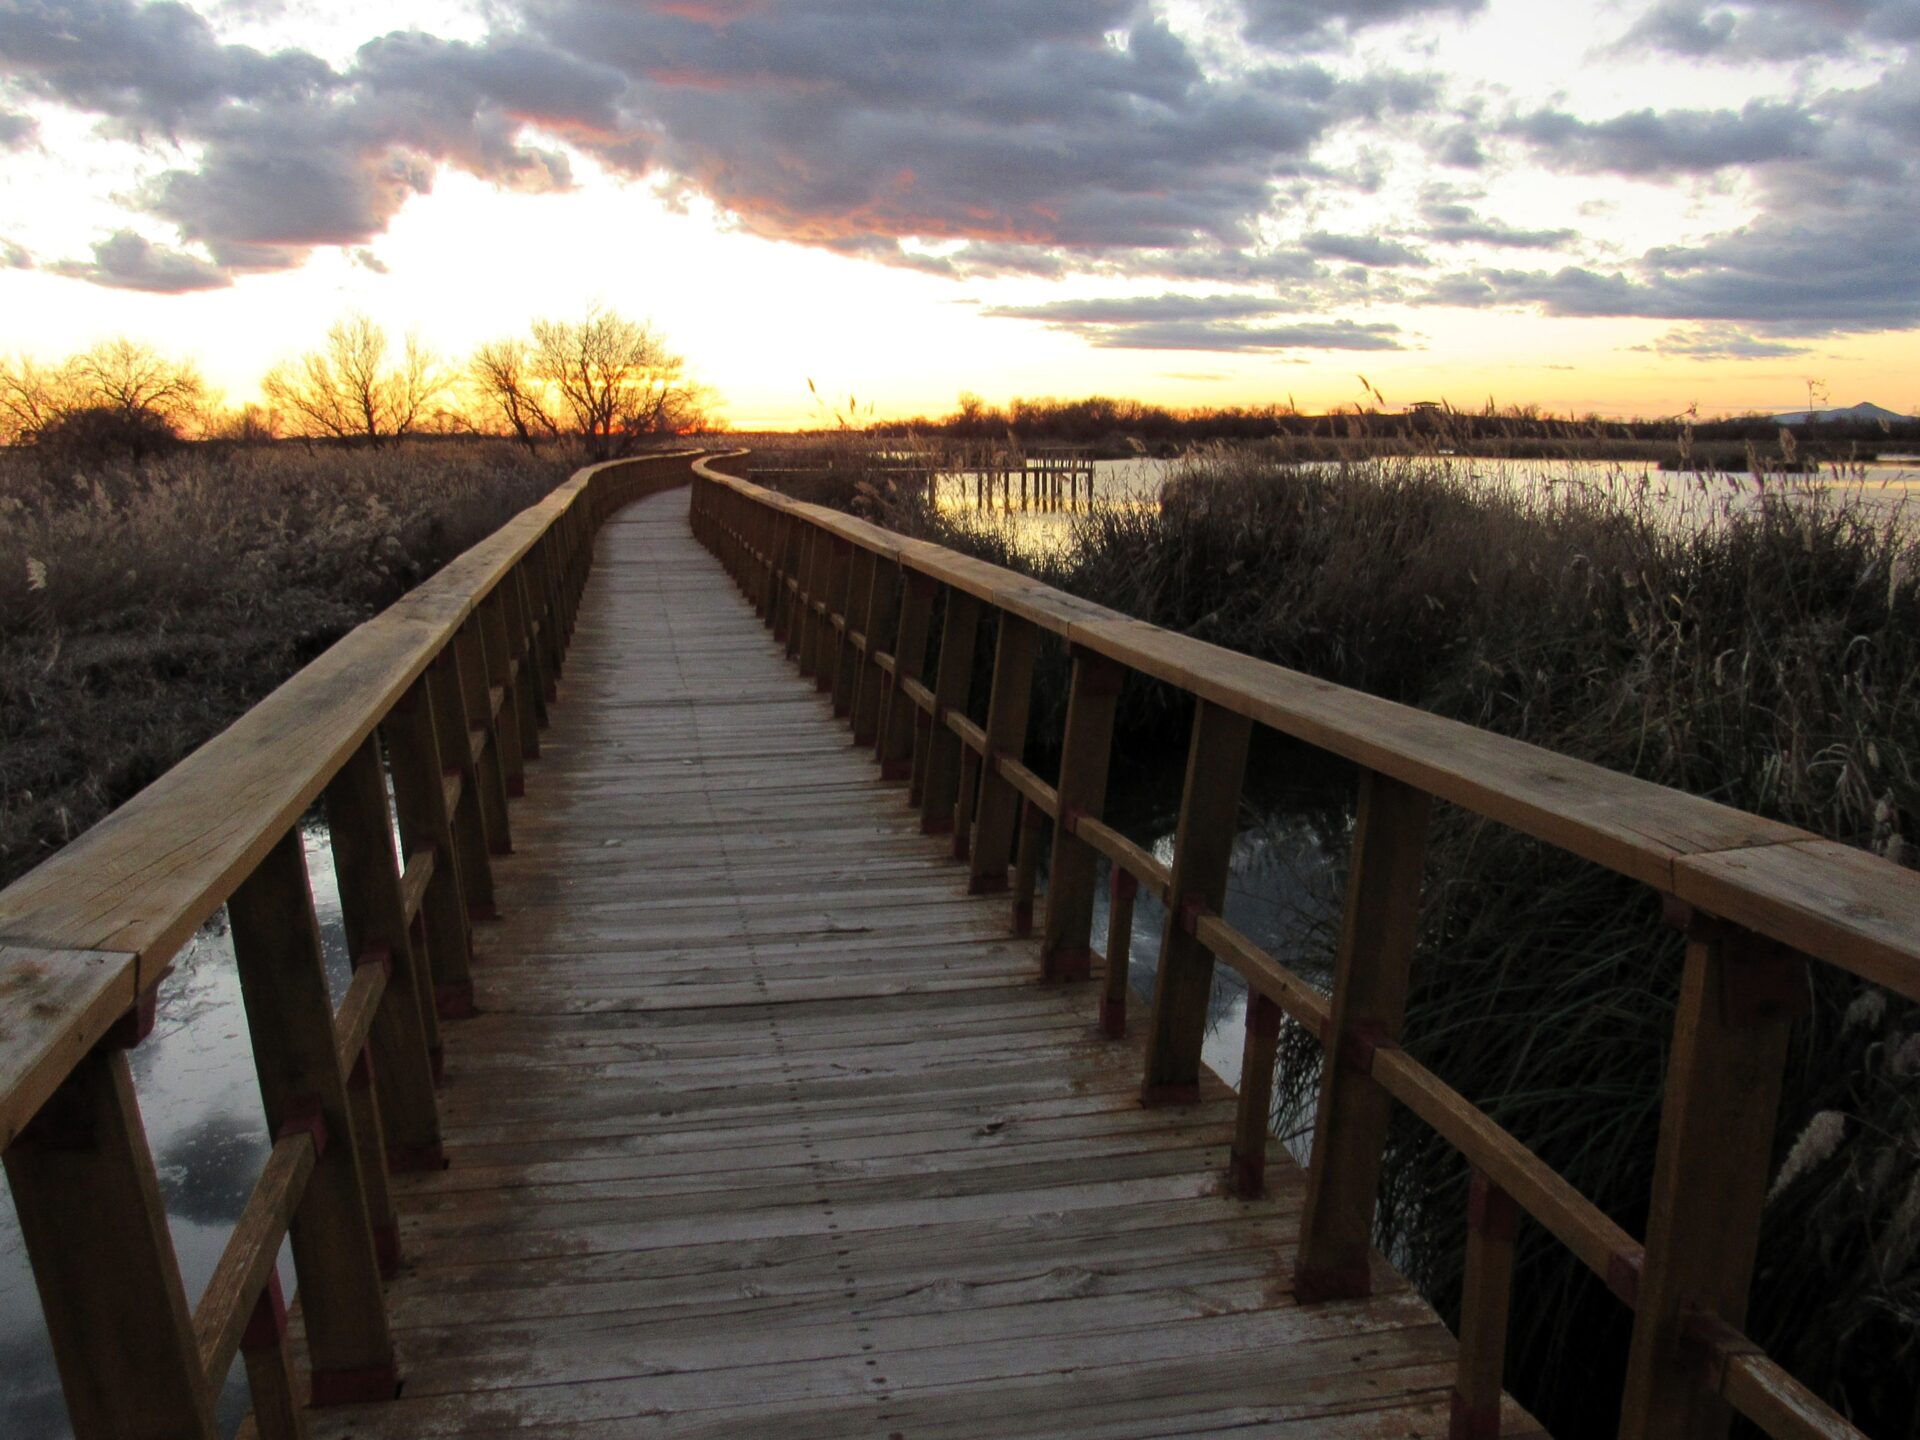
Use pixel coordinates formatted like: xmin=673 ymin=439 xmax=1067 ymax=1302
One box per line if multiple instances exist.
xmin=0 ymin=822 xmax=352 ymax=1438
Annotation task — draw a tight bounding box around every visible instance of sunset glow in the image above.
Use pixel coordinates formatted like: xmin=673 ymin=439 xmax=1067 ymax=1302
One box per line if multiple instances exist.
xmin=2 ymin=0 xmax=1916 ymax=428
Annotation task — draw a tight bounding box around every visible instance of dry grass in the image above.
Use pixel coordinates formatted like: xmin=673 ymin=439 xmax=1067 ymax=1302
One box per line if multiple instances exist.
xmin=0 ymin=440 xmax=581 ymax=887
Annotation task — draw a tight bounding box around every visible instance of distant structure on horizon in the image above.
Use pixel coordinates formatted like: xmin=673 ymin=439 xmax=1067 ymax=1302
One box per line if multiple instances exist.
xmin=1772 ymin=400 xmax=1913 ymax=426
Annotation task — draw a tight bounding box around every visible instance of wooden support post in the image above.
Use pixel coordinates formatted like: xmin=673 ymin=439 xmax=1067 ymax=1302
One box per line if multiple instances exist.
xmin=967 ymin=614 xmax=1039 ymax=895
xmin=339 ymin=1044 xmax=398 ymax=1277
xmin=1042 ymin=648 xmax=1124 ymax=981
xmin=1102 ymin=868 xmax=1138 ymax=1037
xmin=1617 ymin=921 xmax=1803 ymax=1440
xmin=954 ymin=745 xmax=981 ymax=862
xmin=1229 ymin=993 xmax=1283 ymax=1198
xmin=505 ymin=565 xmax=546 ymax=744
xmin=227 ymin=830 xmax=398 ymax=1406
xmin=1451 ymin=1171 xmax=1518 ymax=1440
xmin=382 ymin=675 xmax=473 ymax=1030
xmin=829 ymin=540 xmax=862 ymax=716
xmin=5 ymin=1045 xmax=218 ymax=1439
xmin=239 ymin=1274 xmax=308 ymax=1440
xmin=426 ymin=648 xmax=497 ymax=924
xmin=1012 ymin=799 xmax=1042 ymax=937
xmin=529 ymin=535 xmax=564 ymax=700
xmin=919 ymin=589 xmax=982 ymax=836
xmin=1295 ymin=769 xmax=1431 ymax=1301
xmin=325 ymin=735 xmax=445 ymax=1170
xmin=478 ymin=593 xmax=525 ymax=798
xmin=796 ymin=527 xmax=824 ymax=674
xmin=1141 ymin=700 xmax=1251 ymax=1106
xmin=877 ymin=570 xmax=935 ymax=780
xmin=851 ymin=557 xmax=898 ymax=748
xmin=453 ymin=620 xmax=513 ymax=855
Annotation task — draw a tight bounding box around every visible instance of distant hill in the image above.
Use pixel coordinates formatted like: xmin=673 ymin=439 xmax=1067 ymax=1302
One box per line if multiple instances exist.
xmin=1773 ymin=401 xmax=1912 ymax=426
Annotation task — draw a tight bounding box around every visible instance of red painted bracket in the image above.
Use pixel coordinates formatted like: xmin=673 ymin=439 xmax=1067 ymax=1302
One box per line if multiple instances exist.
xmin=1466 ymin=1170 xmax=1520 ymax=1243
xmin=103 ymin=984 xmax=161 ymax=1050
xmin=240 ymin=1271 xmax=288 ymax=1354
xmin=1293 ymin=1262 xmax=1373 ymax=1304
xmin=1607 ymin=1248 xmax=1643 ymax=1307
xmin=355 ymin=944 xmax=394 ymax=978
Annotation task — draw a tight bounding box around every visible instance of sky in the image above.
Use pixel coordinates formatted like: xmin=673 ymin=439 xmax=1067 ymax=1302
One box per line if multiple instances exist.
xmin=0 ymin=0 xmax=1916 ymax=428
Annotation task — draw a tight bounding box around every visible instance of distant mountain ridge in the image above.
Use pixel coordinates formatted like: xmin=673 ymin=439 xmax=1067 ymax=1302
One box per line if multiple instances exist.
xmin=1773 ymin=401 xmax=1912 ymax=425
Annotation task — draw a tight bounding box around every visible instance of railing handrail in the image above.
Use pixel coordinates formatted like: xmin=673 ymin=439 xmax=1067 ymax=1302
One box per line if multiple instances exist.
xmin=690 ymin=458 xmax=1920 ymax=1001
xmin=0 ymin=452 xmax=693 ymax=1146
xmin=689 ymin=455 xmax=1897 ymax=1440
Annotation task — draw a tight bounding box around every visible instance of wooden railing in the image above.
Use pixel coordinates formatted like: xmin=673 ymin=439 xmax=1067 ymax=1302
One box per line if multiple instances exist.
xmin=690 ymin=456 xmax=1915 ymax=1440
xmin=0 ymin=452 xmax=698 ymax=1439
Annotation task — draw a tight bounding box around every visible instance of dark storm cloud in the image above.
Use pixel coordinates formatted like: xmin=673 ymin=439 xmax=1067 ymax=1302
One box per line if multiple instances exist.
xmin=982 ymin=294 xmax=1404 ymax=351
xmin=47 ymin=229 xmax=231 ymax=290
xmin=0 ymin=0 xmax=629 ymax=282
xmin=1617 ymin=1 xmax=1920 ymax=61
xmin=1303 ymin=231 xmax=1427 ymax=266
xmin=1241 ymin=0 xmax=1486 ymax=48
xmin=0 ymin=105 xmax=38 ymax=147
xmin=1509 ymin=99 xmax=1824 ymax=174
xmin=1421 ymin=204 xmax=1575 ymax=249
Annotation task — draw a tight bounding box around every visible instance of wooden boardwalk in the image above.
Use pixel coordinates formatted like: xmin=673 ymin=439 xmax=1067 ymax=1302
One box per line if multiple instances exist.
xmin=306 ymin=488 xmax=1527 ymax=1439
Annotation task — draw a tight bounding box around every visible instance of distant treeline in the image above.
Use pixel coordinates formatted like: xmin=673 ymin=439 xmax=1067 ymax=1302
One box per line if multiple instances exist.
xmin=865 ymin=393 xmax=1920 ymax=458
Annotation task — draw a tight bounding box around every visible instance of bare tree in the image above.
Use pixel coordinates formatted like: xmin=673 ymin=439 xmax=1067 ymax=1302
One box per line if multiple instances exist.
xmin=0 ymin=356 xmax=70 ymax=445
xmin=262 ymin=313 xmax=447 ymax=445
xmin=469 ymin=337 xmax=558 ymax=451
xmin=527 ymin=308 xmax=706 ymax=458
xmin=68 ymin=339 xmax=207 ymax=431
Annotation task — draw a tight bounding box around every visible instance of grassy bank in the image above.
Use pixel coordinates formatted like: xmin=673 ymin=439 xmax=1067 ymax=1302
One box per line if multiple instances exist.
xmin=0 ymin=441 xmax=582 ymax=890
xmin=856 ymin=452 xmax=1919 ymax=1437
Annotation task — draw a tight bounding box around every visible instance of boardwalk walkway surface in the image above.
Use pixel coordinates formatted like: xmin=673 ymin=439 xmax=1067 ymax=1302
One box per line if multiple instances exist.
xmin=309 ymin=487 xmax=1527 ymax=1439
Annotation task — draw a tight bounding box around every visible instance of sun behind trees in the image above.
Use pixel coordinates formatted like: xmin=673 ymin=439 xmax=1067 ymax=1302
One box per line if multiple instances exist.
xmin=470 ymin=307 xmax=708 ymax=458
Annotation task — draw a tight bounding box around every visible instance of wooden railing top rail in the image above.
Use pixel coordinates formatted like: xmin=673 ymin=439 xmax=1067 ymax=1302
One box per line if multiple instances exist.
xmin=692 ymin=460 xmax=1920 ymax=1002
xmin=0 ymin=453 xmax=693 ymax=1151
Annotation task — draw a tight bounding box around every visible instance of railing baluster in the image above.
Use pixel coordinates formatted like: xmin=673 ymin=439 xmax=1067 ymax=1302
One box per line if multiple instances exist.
xmin=504 ymin=563 xmax=545 ymax=747
xmin=227 ymin=829 xmax=398 ymax=1406
xmin=239 ymin=1274 xmax=306 ymax=1440
xmin=426 ymin=646 xmax=498 ymax=925
xmin=1011 ymin=798 xmax=1043 ymax=937
xmin=5 ymin=1042 xmax=218 ymax=1438
xmin=325 ymin=734 xmax=444 ymax=1171
xmin=918 ymin=588 xmax=982 ymax=836
xmin=1452 ymin=1171 xmax=1519 ymax=1440
xmin=1618 ymin=920 xmax=1802 ymax=1440
xmin=832 ymin=542 xmax=869 ymax=719
xmin=1141 ymin=699 xmax=1251 ymax=1105
xmin=968 ymin=613 xmax=1039 ymax=895
xmin=851 ymin=556 xmax=899 ymax=749
xmin=453 ymin=619 xmax=514 ymax=857
xmin=1102 ymin=868 xmax=1138 ymax=1036
xmin=879 ymin=570 xmax=936 ymax=781
xmin=478 ymin=592 xmax=526 ymax=799
xmin=1041 ymin=647 xmax=1124 ymax=980
xmin=383 ymin=674 xmax=474 ymax=1027
xmin=795 ymin=526 xmax=823 ymax=672
xmin=1229 ymin=993 xmax=1283 ymax=1197
xmin=1296 ymin=769 xmax=1432 ymax=1300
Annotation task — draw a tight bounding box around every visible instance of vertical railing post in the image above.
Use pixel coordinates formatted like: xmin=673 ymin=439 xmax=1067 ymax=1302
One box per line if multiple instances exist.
xmin=227 ymin=830 xmax=398 ymax=1406
xmin=453 ymin=619 xmax=513 ymax=855
xmin=852 ymin=557 xmax=899 ymax=749
xmin=832 ymin=543 xmax=870 ymax=719
xmin=1617 ymin=920 xmax=1802 ymax=1440
xmin=1229 ymin=993 xmax=1283 ymax=1197
xmin=426 ymin=647 xmax=498 ymax=926
xmin=1041 ymin=647 xmax=1124 ymax=981
xmin=239 ymin=1273 xmax=306 ymax=1440
xmin=1452 ymin=1171 xmax=1519 ymax=1440
xmin=919 ymin=588 xmax=982 ymax=836
xmin=1140 ymin=699 xmax=1251 ymax=1105
xmin=794 ymin=527 xmax=823 ymax=671
xmin=968 ymin=613 xmax=1040 ymax=895
xmin=1295 ymin=768 xmax=1431 ymax=1299
xmin=383 ymin=674 xmax=474 ymax=1028
xmin=325 ymin=734 xmax=444 ymax=1171
xmin=1011 ymin=799 xmax=1043 ymax=936
xmin=504 ymin=563 xmax=546 ymax=744
xmin=1102 ymin=868 xmax=1139 ymax=1037
xmin=477 ymin=593 xmax=525 ymax=799
xmin=819 ymin=536 xmax=852 ymax=700
xmin=878 ymin=570 xmax=935 ymax=781
xmin=5 ymin=1039 xmax=218 ymax=1438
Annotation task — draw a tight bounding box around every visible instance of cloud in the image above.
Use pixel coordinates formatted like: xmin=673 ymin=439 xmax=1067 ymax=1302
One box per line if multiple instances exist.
xmin=1616 ymin=1 xmax=1920 ymax=61
xmin=0 ymin=105 xmax=38 ymax=147
xmin=1421 ymin=203 xmax=1574 ymax=250
xmin=1509 ymin=99 xmax=1824 ymax=175
xmin=47 ymin=230 xmax=232 ymax=291
xmin=1633 ymin=325 xmax=1809 ymax=360
xmin=1303 ymin=230 xmax=1427 ymax=266
xmin=1241 ymin=0 xmax=1486 ymax=48
xmin=2 ymin=238 xmax=32 ymax=268
xmin=982 ymin=293 xmax=1405 ymax=351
